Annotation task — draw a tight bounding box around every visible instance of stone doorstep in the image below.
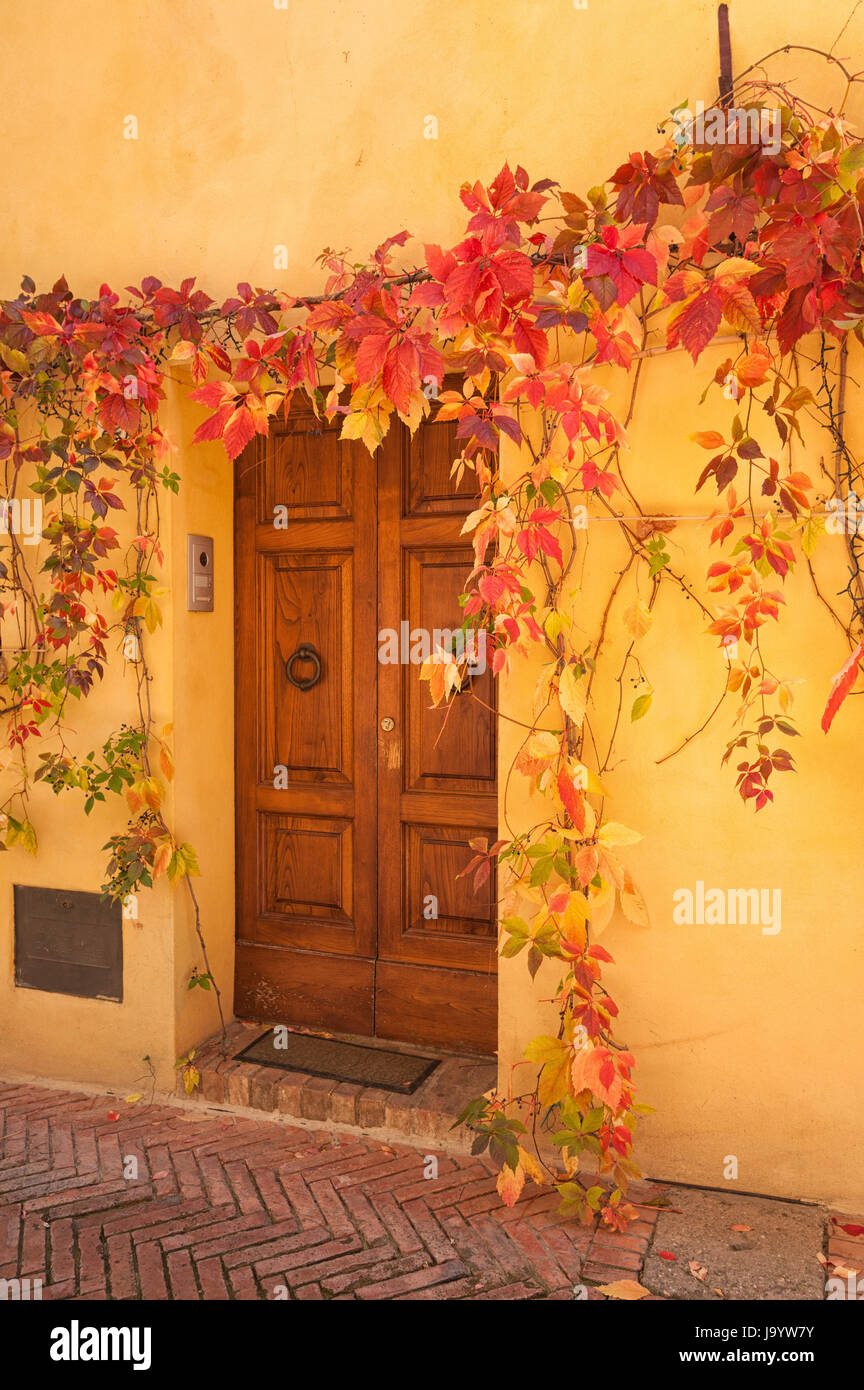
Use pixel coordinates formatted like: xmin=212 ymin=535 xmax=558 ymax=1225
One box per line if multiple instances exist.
xmin=181 ymin=1020 xmax=498 ymax=1153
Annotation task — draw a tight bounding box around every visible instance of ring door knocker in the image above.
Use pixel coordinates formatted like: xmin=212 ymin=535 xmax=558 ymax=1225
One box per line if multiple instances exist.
xmin=285 ymin=643 xmax=322 ymax=691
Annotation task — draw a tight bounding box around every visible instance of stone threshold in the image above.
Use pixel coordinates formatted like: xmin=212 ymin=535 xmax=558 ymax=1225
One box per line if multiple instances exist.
xmin=180 ymin=1019 xmax=498 ymax=1153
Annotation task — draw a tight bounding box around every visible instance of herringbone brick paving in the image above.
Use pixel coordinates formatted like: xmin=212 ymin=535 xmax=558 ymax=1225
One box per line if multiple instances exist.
xmin=0 ymin=1081 xmax=662 ymax=1300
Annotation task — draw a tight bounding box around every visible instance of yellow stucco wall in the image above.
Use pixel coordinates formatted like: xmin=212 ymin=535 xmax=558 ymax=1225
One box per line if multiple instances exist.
xmin=2 ymin=0 xmax=863 ymax=1204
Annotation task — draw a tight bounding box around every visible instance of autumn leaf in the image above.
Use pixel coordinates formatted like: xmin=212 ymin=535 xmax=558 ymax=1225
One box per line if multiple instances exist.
xmin=598 ymin=821 xmax=642 ymax=847
xmin=623 ymin=598 xmax=651 ymax=640
xmin=821 ymin=641 xmax=863 ymax=733
xmin=558 ymin=663 xmax=587 ymax=727
xmin=833 ymin=1220 xmax=864 ymax=1237
xmin=497 ymin=1162 xmax=525 ymax=1207
xmin=691 ymin=430 xmax=725 ymax=450
xmin=595 ymin=1279 xmax=651 ymax=1300
xmin=729 ymin=1224 xmax=752 ymax=1233
xmin=516 ymin=1146 xmax=546 ymax=1187
xmin=525 ymin=1035 xmax=572 ymax=1107
xmin=657 ymin=1250 xmax=677 ymax=1260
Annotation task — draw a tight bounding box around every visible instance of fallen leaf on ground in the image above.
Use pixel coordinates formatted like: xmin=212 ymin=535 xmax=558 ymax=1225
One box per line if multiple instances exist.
xmin=729 ymin=1224 xmax=752 ymax=1232
xmin=151 ymin=1171 xmax=169 ymax=1180
xmin=816 ymin=1252 xmax=828 ymax=1267
xmin=688 ymin=1261 xmax=708 ymax=1282
xmin=829 ymin=1263 xmax=860 ymax=1279
xmin=658 ymin=1250 xmax=677 ymax=1260
xmin=124 ymin=1093 xmax=142 ymax=1105
xmin=106 ymin=1111 xmax=120 ymax=1122
xmin=595 ymin=1279 xmax=651 ymax=1300
xmin=833 ymin=1220 xmax=864 ymax=1237
xmin=712 ymin=1288 xmax=726 ymax=1299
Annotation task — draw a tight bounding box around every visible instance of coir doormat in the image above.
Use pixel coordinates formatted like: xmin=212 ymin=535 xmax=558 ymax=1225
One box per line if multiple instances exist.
xmin=234 ymin=1028 xmax=440 ymax=1094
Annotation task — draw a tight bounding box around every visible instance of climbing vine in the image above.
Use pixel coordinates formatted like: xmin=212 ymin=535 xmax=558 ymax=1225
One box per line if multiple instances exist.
xmin=2 ymin=50 xmax=864 ymax=1229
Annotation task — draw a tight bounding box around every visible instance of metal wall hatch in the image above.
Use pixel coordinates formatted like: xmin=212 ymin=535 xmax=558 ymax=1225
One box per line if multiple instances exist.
xmin=14 ymin=885 xmax=123 ymax=1002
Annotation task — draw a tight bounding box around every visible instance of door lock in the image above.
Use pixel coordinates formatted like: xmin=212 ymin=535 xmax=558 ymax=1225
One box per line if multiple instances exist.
xmin=380 ymin=716 xmax=395 ymax=732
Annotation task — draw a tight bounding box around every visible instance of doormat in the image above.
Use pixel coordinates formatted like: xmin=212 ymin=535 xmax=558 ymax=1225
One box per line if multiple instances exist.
xmin=234 ymin=1029 xmax=441 ymax=1094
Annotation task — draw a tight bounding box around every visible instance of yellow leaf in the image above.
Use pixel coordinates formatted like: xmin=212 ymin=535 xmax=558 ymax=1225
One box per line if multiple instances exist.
xmin=0 ymin=343 xmax=30 ymax=374
xmin=183 ymin=1065 xmax=200 ymax=1095
xmin=713 ymin=256 xmax=759 ymax=282
xmin=588 ymin=878 xmax=616 ymax=935
xmin=159 ymin=745 xmax=175 ymax=782
xmin=558 ymin=664 xmax=587 ymax=727
xmin=125 ymin=1093 xmax=143 ymax=1105
xmin=544 ymin=610 xmax=563 ymax=643
xmin=801 ymin=513 xmax=824 ymax=558
xmin=516 ymin=1146 xmax=546 ymax=1187
xmin=620 ymin=880 xmax=650 ymax=927
xmin=524 ymin=1035 xmax=572 ymax=1107
xmin=340 ymin=411 xmax=368 ymax=442
xmin=527 ymin=731 xmax=560 ymax=761
xmin=559 ymin=894 xmax=589 ymax=951
xmin=623 ymin=598 xmax=652 ymax=640
xmin=595 ymin=1279 xmax=651 ymax=1300
xmin=598 ymin=821 xmax=642 ymax=847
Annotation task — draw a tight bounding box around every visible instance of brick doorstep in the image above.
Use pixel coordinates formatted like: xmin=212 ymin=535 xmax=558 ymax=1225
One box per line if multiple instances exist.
xmin=183 ymin=1022 xmax=497 ymax=1154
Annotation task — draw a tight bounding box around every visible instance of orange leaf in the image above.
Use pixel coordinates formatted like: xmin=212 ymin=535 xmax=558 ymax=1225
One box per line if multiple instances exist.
xmin=595 ymin=1279 xmax=651 ymax=1300
xmin=496 ymin=1163 xmax=525 ymax=1207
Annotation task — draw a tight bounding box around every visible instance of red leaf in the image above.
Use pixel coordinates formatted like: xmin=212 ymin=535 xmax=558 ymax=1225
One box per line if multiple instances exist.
xmin=833 ymin=1221 xmax=864 ymax=1237
xmin=821 ymin=641 xmax=863 ymax=733
xmin=557 ymin=768 xmax=585 ymax=834
xmin=658 ymin=1250 xmax=677 ymax=1261
xmin=223 ymin=406 xmax=257 ymax=461
xmin=667 ymin=286 xmax=723 ymax=361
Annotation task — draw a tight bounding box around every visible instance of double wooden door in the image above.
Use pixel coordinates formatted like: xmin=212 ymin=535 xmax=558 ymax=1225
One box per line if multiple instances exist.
xmin=234 ymin=400 xmax=497 ymax=1055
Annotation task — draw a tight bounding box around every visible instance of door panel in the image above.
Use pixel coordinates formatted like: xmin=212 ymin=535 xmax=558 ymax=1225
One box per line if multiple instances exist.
xmin=376 ymin=422 xmax=497 ymax=1035
xmin=235 ymin=399 xmax=497 ymax=1053
xmin=235 ymin=410 xmax=377 ymax=1031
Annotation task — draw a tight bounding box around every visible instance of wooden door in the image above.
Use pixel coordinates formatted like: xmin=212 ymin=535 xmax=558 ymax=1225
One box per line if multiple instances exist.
xmin=234 ymin=399 xmax=497 ymax=1055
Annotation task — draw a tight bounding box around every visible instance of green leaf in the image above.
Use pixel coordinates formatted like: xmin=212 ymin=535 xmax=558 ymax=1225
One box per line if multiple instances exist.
xmin=631 ymin=690 xmax=652 ymax=721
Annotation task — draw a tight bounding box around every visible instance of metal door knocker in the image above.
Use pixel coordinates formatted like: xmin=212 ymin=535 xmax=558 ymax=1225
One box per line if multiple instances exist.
xmin=285 ymin=643 xmax=322 ymax=690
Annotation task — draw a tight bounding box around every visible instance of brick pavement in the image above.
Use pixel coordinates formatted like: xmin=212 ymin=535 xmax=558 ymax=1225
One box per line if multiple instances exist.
xmin=0 ymin=1080 xmax=663 ymax=1300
